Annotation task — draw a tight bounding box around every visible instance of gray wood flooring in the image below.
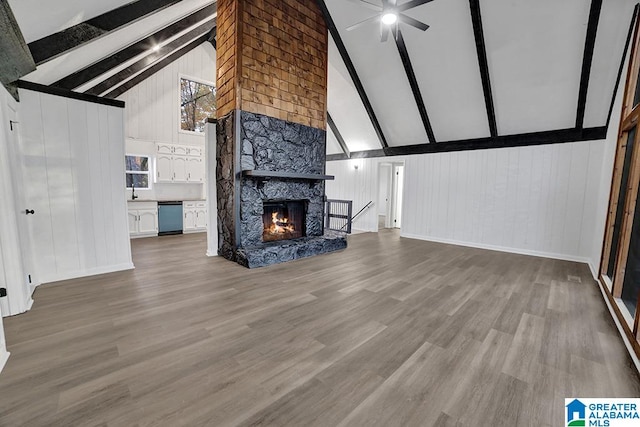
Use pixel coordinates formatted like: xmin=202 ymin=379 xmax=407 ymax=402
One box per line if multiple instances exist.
xmin=1 ymin=230 xmax=639 ymax=426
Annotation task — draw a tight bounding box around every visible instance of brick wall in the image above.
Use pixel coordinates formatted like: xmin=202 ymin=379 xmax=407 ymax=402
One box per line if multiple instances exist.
xmin=216 ymin=0 xmax=328 ymax=130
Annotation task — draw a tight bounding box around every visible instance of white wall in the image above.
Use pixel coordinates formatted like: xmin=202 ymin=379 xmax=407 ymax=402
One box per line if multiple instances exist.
xmin=17 ymin=89 xmax=133 ymax=285
xmin=400 ymin=141 xmax=606 ymax=263
xmin=327 ymin=137 xmax=610 ymax=265
xmin=118 ymin=43 xmax=216 ymax=201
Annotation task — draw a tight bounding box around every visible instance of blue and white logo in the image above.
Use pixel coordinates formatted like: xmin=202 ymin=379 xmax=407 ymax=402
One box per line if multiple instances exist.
xmin=565 ymin=398 xmax=640 ymax=427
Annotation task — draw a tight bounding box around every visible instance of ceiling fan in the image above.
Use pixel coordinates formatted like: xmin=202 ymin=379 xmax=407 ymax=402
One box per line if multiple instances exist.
xmin=345 ymin=0 xmax=433 ymax=42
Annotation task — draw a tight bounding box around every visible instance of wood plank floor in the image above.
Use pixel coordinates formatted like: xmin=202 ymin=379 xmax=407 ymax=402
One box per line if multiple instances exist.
xmin=1 ymin=230 xmax=639 ymax=426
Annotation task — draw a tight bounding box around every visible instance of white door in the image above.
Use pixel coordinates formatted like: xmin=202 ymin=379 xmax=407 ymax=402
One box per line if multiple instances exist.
xmin=184 ymin=208 xmax=197 ymax=231
xmin=156 ymin=154 xmax=173 ymax=182
xmin=6 ymin=102 xmax=36 ymax=306
xmin=128 ymin=210 xmax=138 ymax=235
xmin=138 ymin=210 xmax=158 ymax=235
xmin=186 ymin=158 xmax=204 ymax=182
xmin=195 ymin=208 xmax=207 ymax=229
xmin=392 ymin=165 xmax=404 ymax=229
xmin=173 ymin=156 xmax=187 ymax=182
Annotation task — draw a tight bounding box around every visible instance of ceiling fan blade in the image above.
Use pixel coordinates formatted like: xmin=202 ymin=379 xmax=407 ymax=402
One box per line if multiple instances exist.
xmin=344 ymin=0 xmax=382 ymax=12
xmin=398 ymin=13 xmax=429 ymax=31
xmin=397 ymin=0 xmax=435 ymax=13
xmin=346 ymin=15 xmax=380 ymax=31
xmin=388 ymin=0 xmax=397 ymax=6
xmin=381 ymin=25 xmax=390 ymax=42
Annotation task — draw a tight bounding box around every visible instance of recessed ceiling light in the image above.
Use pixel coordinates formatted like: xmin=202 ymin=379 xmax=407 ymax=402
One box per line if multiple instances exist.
xmin=152 ymin=45 xmax=160 ymax=52
xmin=381 ymin=12 xmax=397 ymax=25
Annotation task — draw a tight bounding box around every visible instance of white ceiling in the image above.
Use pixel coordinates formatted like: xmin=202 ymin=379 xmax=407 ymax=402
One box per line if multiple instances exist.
xmin=8 ymin=0 xmax=639 ymax=157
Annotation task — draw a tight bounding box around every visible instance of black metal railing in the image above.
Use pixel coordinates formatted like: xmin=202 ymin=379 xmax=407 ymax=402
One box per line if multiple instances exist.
xmin=325 ymin=200 xmax=373 ymax=234
xmin=325 ymin=199 xmax=353 ymax=233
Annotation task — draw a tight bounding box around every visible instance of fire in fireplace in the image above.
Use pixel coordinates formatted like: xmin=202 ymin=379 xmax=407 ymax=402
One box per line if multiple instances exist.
xmin=262 ymin=200 xmax=306 ymax=242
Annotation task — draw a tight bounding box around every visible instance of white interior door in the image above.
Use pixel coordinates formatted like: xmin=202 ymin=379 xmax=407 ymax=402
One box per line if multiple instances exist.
xmin=392 ymin=164 xmax=404 ymax=229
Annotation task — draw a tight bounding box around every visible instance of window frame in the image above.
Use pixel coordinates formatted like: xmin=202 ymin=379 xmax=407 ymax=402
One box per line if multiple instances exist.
xmin=178 ymin=73 xmax=217 ymax=136
xmin=599 ymin=13 xmax=640 ymax=357
xmin=125 ymin=154 xmax=152 ymax=190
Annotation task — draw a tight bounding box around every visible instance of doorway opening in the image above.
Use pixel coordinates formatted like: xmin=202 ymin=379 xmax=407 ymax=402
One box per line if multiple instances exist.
xmin=378 ymin=162 xmax=404 ymax=230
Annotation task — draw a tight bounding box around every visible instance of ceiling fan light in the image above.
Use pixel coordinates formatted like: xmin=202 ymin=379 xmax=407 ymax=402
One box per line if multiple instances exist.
xmin=381 ymin=12 xmax=397 ymax=25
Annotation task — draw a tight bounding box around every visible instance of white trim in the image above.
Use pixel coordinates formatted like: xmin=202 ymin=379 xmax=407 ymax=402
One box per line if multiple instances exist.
xmin=38 ymin=263 xmax=135 ymax=285
xmin=206 ymin=250 xmax=218 ymax=257
xmin=0 ymin=350 xmax=9 ymax=374
xmin=399 ymin=232 xmax=591 ymax=264
xmin=178 ymin=73 xmax=216 ymax=136
xmin=596 ymin=279 xmax=640 ymax=374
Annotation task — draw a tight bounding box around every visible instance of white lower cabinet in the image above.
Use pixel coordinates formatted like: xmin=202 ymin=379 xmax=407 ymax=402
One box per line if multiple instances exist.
xmin=128 ymin=202 xmax=158 ymax=238
xmin=183 ymin=201 xmax=207 ymax=233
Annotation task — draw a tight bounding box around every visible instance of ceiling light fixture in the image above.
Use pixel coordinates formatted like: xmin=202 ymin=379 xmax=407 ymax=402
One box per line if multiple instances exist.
xmin=381 ymin=12 xmax=398 ymax=25
xmin=152 ymin=45 xmax=160 ymax=52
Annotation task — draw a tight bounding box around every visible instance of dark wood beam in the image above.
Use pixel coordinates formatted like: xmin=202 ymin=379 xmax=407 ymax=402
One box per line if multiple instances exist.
xmin=576 ymin=0 xmax=603 ymax=129
xmin=327 ymin=112 xmax=351 ymax=157
xmin=468 ymin=0 xmax=497 ymax=138
xmin=28 ymin=0 xmax=182 ymax=65
xmin=53 ymin=3 xmax=217 ymax=91
xmin=0 ymin=0 xmax=35 ymax=88
xmin=607 ymin=4 xmax=639 ymax=130
xmin=326 ymin=126 xmax=607 ymax=160
xmin=85 ymin=20 xmax=215 ymax=96
xmin=316 ymin=0 xmax=389 ymax=149
xmin=16 ymin=80 xmax=125 ymax=108
xmin=393 ymin=27 xmax=435 ymax=143
xmin=104 ymin=35 xmax=208 ymax=99
xmin=208 ymin=27 xmax=217 ymax=49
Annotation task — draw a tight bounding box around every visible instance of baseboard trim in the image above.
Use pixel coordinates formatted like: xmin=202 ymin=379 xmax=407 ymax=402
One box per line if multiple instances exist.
xmin=0 ymin=350 xmax=9 ymax=374
xmin=40 ymin=262 xmax=135 ymax=285
xmin=399 ymin=233 xmax=591 ymax=264
xmin=596 ymin=279 xmax=640 ymax=374
xmin=206 ymin=250 xmax=218 ymax=257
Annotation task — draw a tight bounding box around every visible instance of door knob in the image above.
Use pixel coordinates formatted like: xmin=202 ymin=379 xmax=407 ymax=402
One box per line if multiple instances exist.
xmin=25 ymin=209 xmax=35 ymax=215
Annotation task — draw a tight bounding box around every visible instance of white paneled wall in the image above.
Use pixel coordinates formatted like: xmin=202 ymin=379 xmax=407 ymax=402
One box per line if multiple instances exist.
xmin=328 ymin=139 xmax=610 ymax=265
xmin=401 ymin=142 xmax=604 ymax=262
xmin=18 ymin=89 xmax=133 ymax=285
xmin=117 ymin=43 xmax=216 ymax=145
xmin=326 ymin=158 xmax=388 ymax=232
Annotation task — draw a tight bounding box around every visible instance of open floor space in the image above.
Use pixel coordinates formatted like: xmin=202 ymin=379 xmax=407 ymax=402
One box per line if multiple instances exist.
xmin=1 ymin=231 xmax=639 ymax=426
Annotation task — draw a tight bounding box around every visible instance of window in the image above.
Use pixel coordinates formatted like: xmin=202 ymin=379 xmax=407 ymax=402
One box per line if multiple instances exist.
xmin=125 ymin=155 xmax=150 ymax=189
xmin=180 ymin=77 xmax=216 ymax=133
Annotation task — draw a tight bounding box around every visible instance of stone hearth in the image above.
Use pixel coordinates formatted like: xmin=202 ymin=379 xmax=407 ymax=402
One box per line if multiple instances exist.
xmin=216 ymin=110 xmax=347 ymax=268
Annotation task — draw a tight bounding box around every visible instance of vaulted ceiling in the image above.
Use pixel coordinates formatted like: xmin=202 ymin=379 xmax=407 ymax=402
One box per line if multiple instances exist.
xmin=5 ymin=0 xmax=639 ymax=159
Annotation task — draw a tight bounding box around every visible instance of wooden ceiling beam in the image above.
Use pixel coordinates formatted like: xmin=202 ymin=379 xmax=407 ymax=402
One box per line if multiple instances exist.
xmin=469 ymin=0 xmax=497 ymax=138
xmin=84 ymin=19 xmax=215 ymax=96
xmin=575 ymin=0 xmax=603 ymax=129
xmin=28 ymin=0 xmax=182 ymax=65
xmin=327 ymin=126 xmax=607 ymax=160
xmin=316 ymin=0 xmax=389 ymax=149
xmin=53 ymin=2 xmax=217 ymax=91
xmin=327 ymin=112 xmax=351 ymax=157
xmin=103 ymin=34 xmax=209 ymax=99
xmin=393 ymin=26 xmax=435 ymax=143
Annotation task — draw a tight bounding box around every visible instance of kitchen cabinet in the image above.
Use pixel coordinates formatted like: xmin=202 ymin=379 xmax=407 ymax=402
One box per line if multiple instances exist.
xmin=128 ymin=202 xmax=158 ymax=238
xmin=155 ymin=143 xmax=204 ymax=183
xmin=183 ymin=201 xmax=207 ymax=233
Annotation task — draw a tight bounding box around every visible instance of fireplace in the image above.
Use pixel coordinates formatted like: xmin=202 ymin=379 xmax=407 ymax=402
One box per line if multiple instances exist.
xmin=262 ymin=200 xmax=306 ymax=242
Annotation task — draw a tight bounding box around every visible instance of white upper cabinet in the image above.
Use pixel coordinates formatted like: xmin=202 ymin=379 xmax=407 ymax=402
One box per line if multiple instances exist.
xmin=155 ymin=143 xmax=204 ymax=183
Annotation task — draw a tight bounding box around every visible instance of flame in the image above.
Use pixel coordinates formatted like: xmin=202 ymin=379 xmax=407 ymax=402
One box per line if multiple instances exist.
xmin=269 ymin=211 xmax=295 ymax=234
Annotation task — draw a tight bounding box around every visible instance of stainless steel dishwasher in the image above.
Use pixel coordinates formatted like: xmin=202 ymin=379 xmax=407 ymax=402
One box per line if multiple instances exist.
xmin=157 ymin=201 xmax=183 ymax=236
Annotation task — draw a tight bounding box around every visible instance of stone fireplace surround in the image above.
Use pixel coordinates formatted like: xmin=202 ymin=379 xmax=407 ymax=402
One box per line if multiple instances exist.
xmin=216 ymin=110 xmax=347 ymax=268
